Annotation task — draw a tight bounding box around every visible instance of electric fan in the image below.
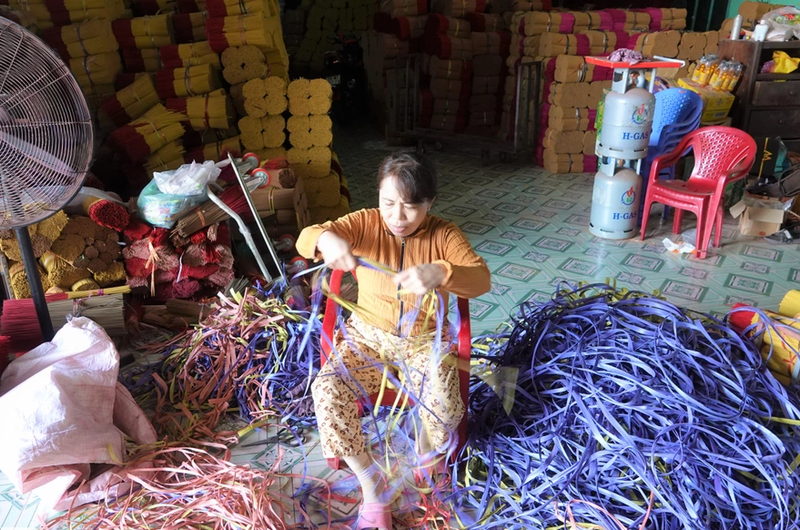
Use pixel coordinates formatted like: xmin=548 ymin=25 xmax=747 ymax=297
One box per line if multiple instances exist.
xmin=0 ymin=18 xmax=93 ymax=341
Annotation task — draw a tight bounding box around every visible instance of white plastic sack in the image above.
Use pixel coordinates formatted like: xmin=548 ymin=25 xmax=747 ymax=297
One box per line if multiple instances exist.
xmin=762 ymin=7 xmax=800 ymax=40
xmin=0 ymin=317 xmax=157 ymax=515
xmin=153 ymin=160 xmax=221 ymax=196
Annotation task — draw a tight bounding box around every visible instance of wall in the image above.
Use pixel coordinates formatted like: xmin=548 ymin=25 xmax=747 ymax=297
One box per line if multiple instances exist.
xmin=727 ymin=0 xmax=746 ymax=19
xmin=727 ymin=0 xmax=799 ymax=19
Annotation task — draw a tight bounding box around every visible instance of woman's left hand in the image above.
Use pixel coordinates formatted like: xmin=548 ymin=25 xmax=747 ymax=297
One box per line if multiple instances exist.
xmin=393 ymin=264 xmax=447 ymax=295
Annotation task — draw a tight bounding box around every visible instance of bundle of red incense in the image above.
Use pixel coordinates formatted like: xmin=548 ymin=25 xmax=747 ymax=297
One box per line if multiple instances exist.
xmin=101 ymin=74 xmax=159 ymax=127
xmin=82 ymin=197 xmax=130 ymax=232
xmin=124 ymin=223 xmax=234 ymax=301
xmin=160 ymin=42 xmax=220 ymax=69
xmin=108 ymin=104 xmax=187 ymax=163
xmin=121 ymin=48 xmax=163 ymax=73
xmin=172 ymin=12 xmax=207 ymax=44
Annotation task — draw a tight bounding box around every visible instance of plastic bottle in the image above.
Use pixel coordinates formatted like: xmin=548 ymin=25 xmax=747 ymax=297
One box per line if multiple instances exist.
xmin=730 ymin=14 xmax=743 ymax=40
xmin=723 ymin=63 xmax=743 ymax=91
xmin=692 ymin=57 xmax=706 ymax=84
xmin=754 ymin=20 xmax=769 ymax=41
xmin=711 ymin=62 xmax=729 ymax=90
xmin=702 ymin=55 xmax=720 ymax=86
xmin=709 ymin=61 xmax=724 ymax=89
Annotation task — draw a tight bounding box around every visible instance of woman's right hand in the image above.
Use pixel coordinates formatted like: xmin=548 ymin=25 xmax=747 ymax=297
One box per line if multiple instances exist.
xmin=316 ymin=230 xmax=357 ymax=271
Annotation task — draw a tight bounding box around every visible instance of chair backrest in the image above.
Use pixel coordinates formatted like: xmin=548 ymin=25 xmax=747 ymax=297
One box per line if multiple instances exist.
xmin=681 ymin=126 xmax=757 ymax=183
xmin=650 ymin=88 xmax=703 ymax=154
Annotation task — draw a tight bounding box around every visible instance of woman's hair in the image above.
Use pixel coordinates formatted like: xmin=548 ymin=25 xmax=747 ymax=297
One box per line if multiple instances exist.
xmin=377 ymin=152 xmax=437 ymax=204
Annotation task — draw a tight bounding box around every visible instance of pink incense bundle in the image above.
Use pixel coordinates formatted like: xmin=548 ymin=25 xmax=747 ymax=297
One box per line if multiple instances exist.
xmin=82 ymin=197 xmax=131 ymax=232
xmin=156 ymin=280 xmax=201 ymax=301
xmin=207 ymin=267 xmax=234 ymax=287
xmin=425 ymin=14 xmax=471 ymax=38
xmin=179 ymin=263 xmax=220 ymax=281
xmin=587 ymin=11 xmax=615 ymax=31
xmin=125 ymin=258 xmax=180 ymax=283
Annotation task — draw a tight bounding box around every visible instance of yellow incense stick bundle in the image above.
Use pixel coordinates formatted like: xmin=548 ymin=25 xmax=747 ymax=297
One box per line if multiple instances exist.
xmin=112 ymin=14 xmax=174 ymax=49
xmin=155 ymin=64 xmax=223 ymax=98
xmin=69 ymin=52 xmax=124 ymax=88
xmin=184 ymin=136 xmax=242 ymax=163
xmin=145 ymin=140 xmax=186 ymax=173
xmin=109 ymin=104 xmax=188 ymax=162
xmin=42 ymin=19 xmax=119 ymax=59
xmin=161 ymin=42 xmax=221 ymax=69
xmin=221 ymin=45 xmax=269 ymax=84
xmin=101 ymin=74 xmax=160 ymax=127
xmin=241 ymin=76 xmax=287 ymax=116
xmin=166 ymin=90 xmax=234 ymax=130
xmin=287 ymin=115 xmax=332 ymax=149
xmin=287 ymin=78 xmax=331 ymax=116
xmin=238 ymin=115 xmax=286 ymax=150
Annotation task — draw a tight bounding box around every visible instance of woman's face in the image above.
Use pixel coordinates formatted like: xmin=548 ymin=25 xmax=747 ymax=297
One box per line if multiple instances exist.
xmin=379 ymin=175 xmax=431 ymax=237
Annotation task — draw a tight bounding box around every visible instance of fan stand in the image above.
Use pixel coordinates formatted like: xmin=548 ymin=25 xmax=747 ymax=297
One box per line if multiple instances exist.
xmin=14 ymin=227 xmax=54 ymax=341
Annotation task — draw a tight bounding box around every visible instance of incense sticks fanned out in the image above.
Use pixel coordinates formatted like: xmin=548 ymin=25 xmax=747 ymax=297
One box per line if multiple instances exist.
xmin=108 ymin=104 xmax=188 ymax=163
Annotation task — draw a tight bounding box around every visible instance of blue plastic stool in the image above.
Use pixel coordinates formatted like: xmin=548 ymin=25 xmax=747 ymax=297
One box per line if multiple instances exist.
xmin=639 ymin=88 xmax=703 ymax=225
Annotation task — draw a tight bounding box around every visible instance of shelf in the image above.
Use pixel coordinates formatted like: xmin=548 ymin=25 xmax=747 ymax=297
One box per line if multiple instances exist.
xmin=720 ymin=38 xmax=800 ymax=49
xmin=756 ymin=73 xmax=800 ymax=81
xmin=761 ymin=40 xmax=800 ymax=49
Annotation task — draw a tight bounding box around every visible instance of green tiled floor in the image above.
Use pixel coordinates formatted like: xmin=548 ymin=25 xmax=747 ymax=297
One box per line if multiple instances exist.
xmin=3 ymin=125 xmax=799 ymax=527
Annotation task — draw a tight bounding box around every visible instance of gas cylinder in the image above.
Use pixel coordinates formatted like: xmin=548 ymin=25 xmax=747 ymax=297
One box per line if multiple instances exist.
xmin=597 ymin=88 xmax=655 ymax=160
xmin=589 ymin=168 xmax=642 ymax=239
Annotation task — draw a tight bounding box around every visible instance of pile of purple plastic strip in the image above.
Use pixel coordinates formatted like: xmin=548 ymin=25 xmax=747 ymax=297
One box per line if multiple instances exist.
xmin=451 ymin=283 xmax=800 ymax=530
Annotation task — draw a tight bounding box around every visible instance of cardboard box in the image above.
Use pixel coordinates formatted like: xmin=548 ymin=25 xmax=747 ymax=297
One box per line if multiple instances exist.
xmin=731 ymin=193 xmax=794 ymax=237
xmin=676 ymin=78 xmax=735 ymax=122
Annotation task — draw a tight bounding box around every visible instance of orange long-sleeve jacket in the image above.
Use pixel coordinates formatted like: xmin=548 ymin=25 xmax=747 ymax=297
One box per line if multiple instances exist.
xmin=296 ymin=208 xmax=491 ymax=335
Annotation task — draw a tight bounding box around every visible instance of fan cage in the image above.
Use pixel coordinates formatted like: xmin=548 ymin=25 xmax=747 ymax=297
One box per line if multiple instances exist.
xmin=0 ymin=17 xmax=93 ymax=230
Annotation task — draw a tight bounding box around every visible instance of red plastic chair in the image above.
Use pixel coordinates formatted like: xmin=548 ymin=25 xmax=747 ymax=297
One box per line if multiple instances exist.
xmin=640 ymin=126 xmax=756 ymax=259
xmin=320 ymin=268 xmax=471 ymax=470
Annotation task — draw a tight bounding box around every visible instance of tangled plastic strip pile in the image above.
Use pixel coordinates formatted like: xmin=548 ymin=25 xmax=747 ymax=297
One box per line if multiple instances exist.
xmin=450 ymin=283 xmax=800 ymax=530
xmin=123 ymin=284 xmax=321 ymax=443
xmin=117 ymin=262 xmax=459 ymax=528
xmin=41 ymin=443 xmax=343 ymax=530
